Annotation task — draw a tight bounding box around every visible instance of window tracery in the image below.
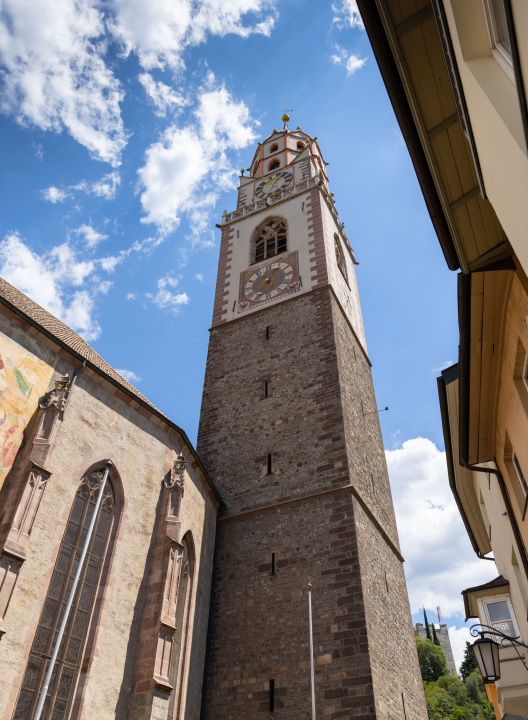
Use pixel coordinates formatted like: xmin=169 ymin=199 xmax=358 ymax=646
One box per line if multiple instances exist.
xmin=13 ymin=468 xmax=115 ymax=720
xmin=254 ymin=219 xmax=287 ymax=263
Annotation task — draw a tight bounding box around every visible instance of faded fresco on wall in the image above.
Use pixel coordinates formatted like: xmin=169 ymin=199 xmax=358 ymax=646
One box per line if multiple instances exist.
xmin=0 ymin=330 xmax=55 ymax=486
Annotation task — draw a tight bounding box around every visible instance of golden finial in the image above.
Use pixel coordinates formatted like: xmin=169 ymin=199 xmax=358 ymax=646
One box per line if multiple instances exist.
xmin=330 ymin=192 xmax=334 ymax=197
xmin=297 ymin=126 xmax=301 ymax=130
xmin=273 ymin=128 xmax=277 ymax=133
xmin=240 ymin=168 xmax=244 ymax=175
xmin=282 ymin=113 xmax=290 ymax=122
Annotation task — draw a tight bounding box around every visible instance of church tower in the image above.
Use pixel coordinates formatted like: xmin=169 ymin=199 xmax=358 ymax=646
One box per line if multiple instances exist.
xmin=197 ymin=117 xmax=426 ymax=720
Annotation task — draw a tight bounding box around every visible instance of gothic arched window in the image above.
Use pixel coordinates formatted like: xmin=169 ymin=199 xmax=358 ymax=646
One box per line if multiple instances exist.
xmin=335 ymin=234 xmax=348 ymax=285
xmin=167 ymin=533 xmax=192 ymax=720
xmin=13 ymin=468 xmax=115 ymax=720
xmin=254 ymin=219 xmax=287 ymax=263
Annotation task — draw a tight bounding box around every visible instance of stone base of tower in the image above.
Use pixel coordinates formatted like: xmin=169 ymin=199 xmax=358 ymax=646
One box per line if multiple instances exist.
xmin=198 ymin=288 xmax=427 ymax=720
xmin=201 ymin=492 xmax=424 ymax=720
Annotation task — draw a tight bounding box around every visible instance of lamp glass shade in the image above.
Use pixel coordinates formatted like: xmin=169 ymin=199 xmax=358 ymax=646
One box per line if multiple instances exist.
xmin=471 ymin=637 xmax=500 ymax=683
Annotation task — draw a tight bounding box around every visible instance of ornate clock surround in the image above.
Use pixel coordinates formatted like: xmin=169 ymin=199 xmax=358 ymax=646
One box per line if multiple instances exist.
xmin=237 ymin=251 xmax=300 ymax=314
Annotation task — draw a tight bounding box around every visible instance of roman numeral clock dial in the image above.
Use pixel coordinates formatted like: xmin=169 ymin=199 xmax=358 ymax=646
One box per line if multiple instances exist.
xmin=238 ymin=252 xmax=300 ymax=314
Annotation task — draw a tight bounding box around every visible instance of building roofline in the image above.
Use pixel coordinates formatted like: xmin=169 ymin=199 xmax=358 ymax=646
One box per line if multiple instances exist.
xmin=355 ymin=0 xmax=459 ymax=271
xmin=0 ymin=278 xmax=225 ymax=510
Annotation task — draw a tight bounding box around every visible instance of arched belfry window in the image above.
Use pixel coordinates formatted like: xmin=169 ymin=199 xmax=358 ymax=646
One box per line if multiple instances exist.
xmin=335 ymin=234 xmax=348 ymax=285
xmin=254 ymin=219 xmax=287 ymax=263
xmin=13 ymin=468 xmax=115 ymax=720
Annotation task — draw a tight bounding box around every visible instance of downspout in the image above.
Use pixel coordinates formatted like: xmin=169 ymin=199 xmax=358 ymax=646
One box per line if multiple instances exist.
xmin=457 ymin=275 xmax=528 ymax=578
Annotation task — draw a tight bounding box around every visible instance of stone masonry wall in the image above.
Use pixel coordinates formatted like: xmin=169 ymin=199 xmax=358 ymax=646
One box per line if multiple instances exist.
xmin=197 ymin=287 xmax=427 ymax=719
xmin=414 ymin=624 xmax=457 ymax=675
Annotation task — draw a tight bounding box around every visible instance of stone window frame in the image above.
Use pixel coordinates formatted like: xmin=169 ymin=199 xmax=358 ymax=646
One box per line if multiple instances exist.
xmin=12 ymin=465 xmax=118 ymax=720
xmin=252 ymin=217 xmax=288 ymax=264
xmin=334 ymin=234 xmax=349 ymax=287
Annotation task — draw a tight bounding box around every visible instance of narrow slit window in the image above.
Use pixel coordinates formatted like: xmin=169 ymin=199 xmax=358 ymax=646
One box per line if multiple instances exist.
xmin=265 ymin=326 xmax=270 ymax=340
xmin=254 ymin=219 xmax=287 ymax=263
xmin=267 ymin=454 xmax=273 ymax=475
xmin=264 ymin=381 xmax=269 ymax=398
xmin=271 ymin=553 xmax=276 ymax=575
xmin=269 ymin=679 xmax=275 ymax=712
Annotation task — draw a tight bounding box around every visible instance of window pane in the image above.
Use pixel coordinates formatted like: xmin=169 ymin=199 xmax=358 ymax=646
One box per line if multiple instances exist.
xmin=491 ymin=0 xmax=510 ymax=53
xmin=513 ymin=453 xmax=528 ymax=495
xmin=487 ymin=600 xmax=515 ymax=636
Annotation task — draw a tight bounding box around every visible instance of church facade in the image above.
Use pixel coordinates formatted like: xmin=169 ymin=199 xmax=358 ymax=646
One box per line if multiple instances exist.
xmin=0 ymin=120 xmax=426 ymax=720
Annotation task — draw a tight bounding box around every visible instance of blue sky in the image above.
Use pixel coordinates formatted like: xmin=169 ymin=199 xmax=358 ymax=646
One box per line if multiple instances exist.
xmin=0 ymin=0 xmax=495 ymax=669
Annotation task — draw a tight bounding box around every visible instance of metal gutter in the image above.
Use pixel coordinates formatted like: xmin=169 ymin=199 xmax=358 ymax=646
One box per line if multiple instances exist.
xmin=0 ymin=295 xmax=225 ymax=510
xmin=356 ymin=0 xmax=459 ymax=271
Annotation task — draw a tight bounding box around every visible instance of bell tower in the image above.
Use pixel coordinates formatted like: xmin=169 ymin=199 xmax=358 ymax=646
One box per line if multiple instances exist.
xmin=197 ymin=116 xmax=426 ymax=720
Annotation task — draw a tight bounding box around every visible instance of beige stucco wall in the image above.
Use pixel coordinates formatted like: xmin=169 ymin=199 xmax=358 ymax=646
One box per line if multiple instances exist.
xmin=445 ymin=0 xmax=528 ymax=275
xmin=0 ymin=310 xmax=218 ymax=720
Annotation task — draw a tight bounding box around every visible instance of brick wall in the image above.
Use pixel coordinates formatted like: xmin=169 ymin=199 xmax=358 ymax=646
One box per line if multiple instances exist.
xmin=197 ymin=288 xmax=427 ymax=719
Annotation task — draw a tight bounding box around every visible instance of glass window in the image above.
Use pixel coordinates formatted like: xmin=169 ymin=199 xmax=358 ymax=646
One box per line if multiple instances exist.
xmin=513 ymin=452 xmax=528 ymax=496
xmin=484 ymin=0 xmax=513 ymax=73
xmin=13 ymin=469 xmax=114 ymax=720
xmin=334 ymin=235 xmax=348 ymax=285
xmin=485 ymin=599 xmax=516 ymax=637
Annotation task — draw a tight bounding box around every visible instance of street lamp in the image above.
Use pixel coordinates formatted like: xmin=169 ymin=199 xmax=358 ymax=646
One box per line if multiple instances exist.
xmin=470 ymin=624 xmax=528 ymax=684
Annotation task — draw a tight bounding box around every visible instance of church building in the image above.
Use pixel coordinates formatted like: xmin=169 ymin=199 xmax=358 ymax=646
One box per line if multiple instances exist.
xmin=0 ymin=118 xmax=426 ymax=720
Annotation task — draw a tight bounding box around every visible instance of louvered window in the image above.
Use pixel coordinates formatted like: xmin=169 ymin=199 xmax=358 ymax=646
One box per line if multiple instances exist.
xmin=13 ymin=469 xmax=114 ymax=720
xmin=254 ymin=220 xmax=287 ymax=263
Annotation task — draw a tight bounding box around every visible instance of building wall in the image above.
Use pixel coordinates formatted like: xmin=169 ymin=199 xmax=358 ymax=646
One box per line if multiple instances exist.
xmin=444 ymin=0 xmax=528 ymax=275
xmin=0 ymin=305 xmax=218 ymax=720
xmin=197 ymin=287 xmax=426 ymax=719
xmin=413 ymin=623 xmax=457 ymax=675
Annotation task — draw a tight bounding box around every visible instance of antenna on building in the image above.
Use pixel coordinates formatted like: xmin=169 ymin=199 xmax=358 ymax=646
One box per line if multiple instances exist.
xmin=437 ymin=606 xmax=442 ymax=623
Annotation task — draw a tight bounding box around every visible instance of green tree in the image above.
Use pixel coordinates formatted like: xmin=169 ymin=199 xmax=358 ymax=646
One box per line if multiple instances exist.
xmin=459 ymin=641 xmax=479 ymax=681
xmin=416 ymin=637 xmax=448 ymax=682
xmin=437 ymin=675 xmax=469 ymax=706
xmin=424 ymin=682 xmax=454 ymax=720
xmin=465 ymin=673 xmax=480 ymax=704
xmin=432 ymin=623 xmax=441 ymax=647
xmin=449 ymin=707 xmax=466 ymax=720
xmin=424 ymin=607 xmax=433 ymax=641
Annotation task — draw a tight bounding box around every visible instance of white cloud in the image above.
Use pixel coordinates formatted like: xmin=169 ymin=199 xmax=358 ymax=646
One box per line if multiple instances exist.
xmin=42 ymin=172 xmax=121 ymax=204
xmin=42 ymin=186 xmax=71 ymax=204
xmin=99 ymin=255 xmax=122 ymax=272
xmin=146 ymin=274 xmax=190 ymax=312
xmin=432 ymin=360 xmax=455 ymax=373
xmin=387 ymin=438 xmax=497 ymax=619
xmin=332 ymin=0 xmax=364 ymax=30
xmin=138 ymin=78 xmax=258 ymax=239
xmin=126 ymin=292 xmax=136 ymax=300
xmin=195 ymin=273 xmax=204 ymax=281
xmin=115 ymin=368 xmax=141 ymax=383
xmin=74 ymin=224 xmax=108 ymax=248
xmin=0 ymin=0 xmax=127 ymax=165
xmin=109 ymin=0 xmax=277 ymax=72
xmin=447 ymin=625 xmax=472 ymax=673
xmin=331 ymin=45 xmax=366 ymax=75
xmin=0 ymin=232 xmax=105 ymax=340
xmin=139 ymin=73 xmax=188 ymax=117
xmin=33 ymin=143 xmax=44 ymax=161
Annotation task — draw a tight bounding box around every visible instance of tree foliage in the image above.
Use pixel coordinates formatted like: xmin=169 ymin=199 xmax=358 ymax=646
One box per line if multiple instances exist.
xmin=417 ymin=637 xmax=448 ymax=682
xmin=459 ymin=642 xmax=479 ymax=681
xmin=424 ymin=607 xmax=433 ymax=641
xmin=418 ymin=641 xmax=495 ymax=720
xmin=432 ymin=623 xmax=441 ymax=647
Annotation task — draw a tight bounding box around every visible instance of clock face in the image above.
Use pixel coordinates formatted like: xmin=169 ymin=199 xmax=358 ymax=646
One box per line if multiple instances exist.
xmin=255 ymin=171 xmax=293 ymax=198
xmin=244 ymin=262 xmax=294 ymax=302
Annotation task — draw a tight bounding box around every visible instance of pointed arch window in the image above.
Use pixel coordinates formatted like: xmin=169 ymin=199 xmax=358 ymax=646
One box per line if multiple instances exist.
xmin=13 ymin=468 xmax=115 ymax=720
xmin=254 ymin=219 xmax=287 ymax=263
xmin=334 ymin=234 xmax=348 ymax=285
xmin=167 ymin=534 xmax=192 ymax=719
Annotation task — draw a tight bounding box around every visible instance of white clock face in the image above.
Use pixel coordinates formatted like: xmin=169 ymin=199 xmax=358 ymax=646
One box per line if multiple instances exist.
xmin=244 ymin=262 xmax=294 ymax=302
